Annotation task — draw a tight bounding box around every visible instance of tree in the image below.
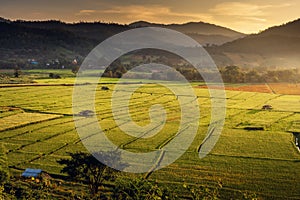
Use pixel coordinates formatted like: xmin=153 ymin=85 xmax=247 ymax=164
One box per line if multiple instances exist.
xmin=57 ymin=151 xmax=126 ymax=195
xmin=245 ymin=70 xmax=262 ymax=83
xmin=71 ymin=66 xmax=79 ymax=75
xmin=264 ymin=70 xmax=279 ymax=82
xmin=103 ymin=60 xmax=127 ymax=78
xmin=14 ymin=66 xmax=21 ymax=78
xmin=222 ymin=66 xmax=244 ymax=83
xmin=114 ymin=71 xmax=123 ymax=78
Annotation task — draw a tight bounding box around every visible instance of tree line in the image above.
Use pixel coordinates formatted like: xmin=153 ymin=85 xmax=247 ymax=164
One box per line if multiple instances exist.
xmin=220 ymin=66 xmax=300 ymax=83
xmin=102 ymin=63 xmax=300 ymax=83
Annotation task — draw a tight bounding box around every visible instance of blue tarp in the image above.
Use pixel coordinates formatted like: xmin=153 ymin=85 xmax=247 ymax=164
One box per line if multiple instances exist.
xmin=30 ymin=61 xmax=39 ymax=65
xmin=21 ymin=168 xmax=42 ymax=178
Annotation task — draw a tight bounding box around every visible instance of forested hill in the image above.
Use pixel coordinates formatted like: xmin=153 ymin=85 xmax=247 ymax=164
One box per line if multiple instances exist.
xmin=3 ymin=17 xmax=300 ymax=70
xmin=0 ymin=18 xmax=244 ymax=69
xmin=0 ymin=19 xmax=127 ymax=69
xmin=208 ymin=18 xmax=300 ymax=68
xmin=129 ymin=21 xmax=245 ymax=45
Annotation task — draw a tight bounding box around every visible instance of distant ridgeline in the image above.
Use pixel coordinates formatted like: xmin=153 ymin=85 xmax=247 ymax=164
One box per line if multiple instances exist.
xmin=0 ymin=19 xmax=126 ymax=69
xmin=1 ymin=17 xmax=300 ymax=75
xmin=0 ymin=17 xmax=245 ymax=69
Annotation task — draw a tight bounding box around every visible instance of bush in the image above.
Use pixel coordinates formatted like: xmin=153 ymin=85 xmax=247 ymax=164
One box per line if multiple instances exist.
xmin=0 ymin=170 xmax=8 ymax=186
xmin=112 ymin=177 xmax=174 ymax=200
xmin=49 ymin=73 xmax=61 ymax=79
xmin=183 ymin=182 xmax=222 ymax=200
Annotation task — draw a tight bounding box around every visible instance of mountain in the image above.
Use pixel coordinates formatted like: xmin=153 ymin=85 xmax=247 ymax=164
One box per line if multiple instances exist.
xmin=129 ymin=21 xmax=245 ymax=45
xmin=0 ymin=21 xmax=100 ymax=68
xmin=0 ymin=17 xmax=11 ymax=23
xmin=15 ymin=20 xmax=129 ymax=42
xmin=18 ymin=20 xmax=245 ymax=45
xmin=0 ymin=18 xmax=245 ymax=69
xmin=0 ymin=19 xmax=131 ymax=68
xmin=208 ymin=18 xmax=300 ymax=68
xmin=1 ymin=17 xmax=300 ymax=70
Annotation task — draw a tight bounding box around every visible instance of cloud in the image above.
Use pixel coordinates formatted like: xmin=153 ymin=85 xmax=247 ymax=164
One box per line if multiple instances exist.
xmin=102 ymin=5 xmax=168 ymax=19
xmin=206 ymin=2 xmax=293 ymax=33
xmin=211 ymin=2 xmax=265 ymax=17
xmin=71 ymin=2 xmax=294 ymax=33
xmin=244 ymin=17 xmax=267 ymax=22
xmin=100 ymin=5 xmax=213 ymax=23
xmin=73 ymin=4 xmax=266 ymax=32
xmin=76 ymin=9 xmax=96 ymax=16
xmin=210 ymin=2 xmax=292 ymax=21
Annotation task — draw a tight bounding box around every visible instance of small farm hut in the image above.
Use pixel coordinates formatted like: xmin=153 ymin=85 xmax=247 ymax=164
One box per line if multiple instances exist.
xmin=21 ymin=168 xmax=42 ymax=178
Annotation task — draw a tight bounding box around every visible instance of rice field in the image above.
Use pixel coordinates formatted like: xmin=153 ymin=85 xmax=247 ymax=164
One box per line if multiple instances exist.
xmin=0 ymin=80 xmax=299 ymax=199
xmin=198 ymin=83 xmax=300 ymax=95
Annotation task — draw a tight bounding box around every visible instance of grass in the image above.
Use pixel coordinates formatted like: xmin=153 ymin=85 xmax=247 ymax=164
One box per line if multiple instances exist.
xmin=0 ymin=76 xmax=299 ymax=198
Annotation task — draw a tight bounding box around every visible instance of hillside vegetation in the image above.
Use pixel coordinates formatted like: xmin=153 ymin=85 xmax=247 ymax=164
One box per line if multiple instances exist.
xmin=209 ymin=18 xmax=300 ymax=68
xmin=0 ymin=18 xmax=244 ymax=69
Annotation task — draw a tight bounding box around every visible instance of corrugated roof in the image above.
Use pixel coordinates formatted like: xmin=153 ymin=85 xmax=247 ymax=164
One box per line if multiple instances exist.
xmin=21 ymin=168 xmax=42 ymax=178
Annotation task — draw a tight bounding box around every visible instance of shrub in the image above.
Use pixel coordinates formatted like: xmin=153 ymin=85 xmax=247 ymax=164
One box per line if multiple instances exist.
xmin=112 ymin=177 xmax=174 ymax=200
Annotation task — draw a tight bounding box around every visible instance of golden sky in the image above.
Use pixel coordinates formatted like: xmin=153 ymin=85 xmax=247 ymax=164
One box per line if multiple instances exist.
xmin=0 ymin=0 xmax=299 ymax=33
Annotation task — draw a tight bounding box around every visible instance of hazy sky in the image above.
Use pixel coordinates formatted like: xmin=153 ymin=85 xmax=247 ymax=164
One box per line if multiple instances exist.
xmin=0 ymin=0 xmax=299 ymax=33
